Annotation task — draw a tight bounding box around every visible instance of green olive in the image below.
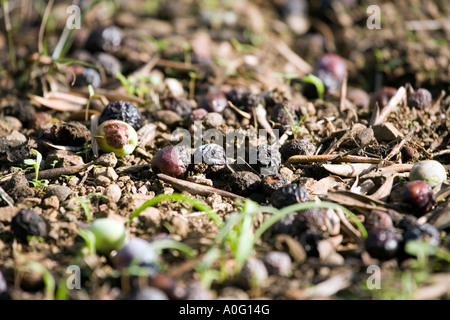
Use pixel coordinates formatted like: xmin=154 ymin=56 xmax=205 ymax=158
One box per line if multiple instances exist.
xmin=89 ymin=218 xmax=127 ymax=254
xmin=96 ymin=120 xmax=138 ymax=157
xmin=409 ymin=160 xmax=447 ymax=187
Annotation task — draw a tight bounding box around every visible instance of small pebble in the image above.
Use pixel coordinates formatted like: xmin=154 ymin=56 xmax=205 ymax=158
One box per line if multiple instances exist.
xmin=239 ymin=258 xmax=268 ymax=289
xmin=104 ymin=184 xmax=122 ymax=203
xmin=262 ymin=251 xmax=292 ymax=277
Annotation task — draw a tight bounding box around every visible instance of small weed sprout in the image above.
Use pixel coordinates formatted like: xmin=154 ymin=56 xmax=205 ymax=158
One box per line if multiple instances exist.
xmin=283 ymin=106 xmax=308 ymax=139
xmin=24 ymin=149 xmax=49 ymax=188
xmin=195 ymin=198 xmax=367 ymax=288
xmin=75 ymin=193 xmax=108 ymax=222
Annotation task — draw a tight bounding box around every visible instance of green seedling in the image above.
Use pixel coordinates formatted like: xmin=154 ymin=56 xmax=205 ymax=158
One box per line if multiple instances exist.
xmin=75 ymin=193 xmax=108 ymax=221
xmin=188 ymin=71 xmax=199 ymax=100
xmin=302 ymin=74 xmax=325 ymax=99
xmin=18 ymin=259 xmax=55 ymax=300
xmin=196 ymin=199 xmax=366 ymax=288
xmin=85 ymin=84 xmax=102 ymax=121
xmin=24 ymin=149 xmax=49 ymax=188
xmin=283 ymin=105 xmax=308 ymax=139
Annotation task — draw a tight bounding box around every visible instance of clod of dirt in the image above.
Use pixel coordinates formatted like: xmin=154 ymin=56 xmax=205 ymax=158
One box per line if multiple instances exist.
xmin=355 ymin=127 xmax=374 ymax=145
xmin=44 ymin=185 xmax=72 ymax=203
xmin=271 ymin=100 xmax=298 ymax=126
xmin=4 ymin=101 xmax=36 ymax=127
xmin=202 ymin=112 xmax=224 ymax=129
xmin=188 ymin=108 xmax=208 ymax=131
xmin=44 ymin=150 xmax=84 ymax=169
xmin=261 ymin=174 xmax=287 ymax=196
xmin=346 ymin=87 xmax=370 ymax=110
xmin=280 ymin=139 xmax=316 ymax=161
xmin=0 ymin=206 xmax=19 ymax=224
xmin=96 ymin=152 xmax=118 ymax=168
xmin=3 ymin=175 xmax=35 ymax=201
xmin=228 ymin=171 xmax=262 ymax=196
xmin=372 ymin=122 xmax=403 ymax=142
xmin=154 ymin=110 xmax=182 ymax=128
xmin=103 ymin=184 xmax=122 ymax=203
xmin=0 ymin=140 xmax=31 ymax=165
xmin=11 ymin=209 xmax=48 ymax=243
xmin=50 ymin=121 xmax=91 ymax=146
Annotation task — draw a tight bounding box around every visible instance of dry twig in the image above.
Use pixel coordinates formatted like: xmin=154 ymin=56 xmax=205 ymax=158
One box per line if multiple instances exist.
xmin=157 ymin=173 xmax=245 ymax=200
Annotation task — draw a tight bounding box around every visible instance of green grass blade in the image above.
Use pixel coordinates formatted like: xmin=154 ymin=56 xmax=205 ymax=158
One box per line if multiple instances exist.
xmin=129 ymin=193 xmax=222 ymax=227
xmin=26 ymin=261 xmax=55 ymax=300
xmin=302 ymin=74 xmax=325 ymax=99
xmin=149 ymin=239 xmax=196 ymax=258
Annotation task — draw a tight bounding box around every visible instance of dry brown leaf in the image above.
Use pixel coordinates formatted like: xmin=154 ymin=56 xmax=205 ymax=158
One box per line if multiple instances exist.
xmin=326 ymin=189 xmax=388 ymax=212
xmin=322 ymin=163 xmax=377 ymax=177
xmin=29 ymin=94 xmax=84 ymax=112
xmin=310 ymin=176 xmax=346 ymax=196
xmin=369 ymin=173 xmax=397 ymax=201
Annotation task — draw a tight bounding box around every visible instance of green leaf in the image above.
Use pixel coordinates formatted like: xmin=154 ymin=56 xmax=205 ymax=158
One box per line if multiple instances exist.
xmin=302 ymin=74 xmax=325 ymax=99
xmin=77 ymin=228 xmax=96 ymax=255
xmin=23 ymin=159 xmax=36 ymax=166
xmin=88 ymin=84 xmax=95 ymax=98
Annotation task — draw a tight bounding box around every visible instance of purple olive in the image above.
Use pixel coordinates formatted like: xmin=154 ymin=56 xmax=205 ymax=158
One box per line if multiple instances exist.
xmin=399 ymin=181 xmax=436 ymax=217
xmin=370 ymin=87 xmax=397 ymax=111
xmin=313 ymin=53 xmax=347 ymax=95
xmin=151 ymin=145 xmax=191 ymax=177
xmin=407 ymin=88 xmax=432 ymax=110
xmin=113 ymin=238 xmax=159 ymax=271
xmin=365 ymin=227 xmax=402 ymax=261
xmin=199 ymin=87 xmax=228 ymax=113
